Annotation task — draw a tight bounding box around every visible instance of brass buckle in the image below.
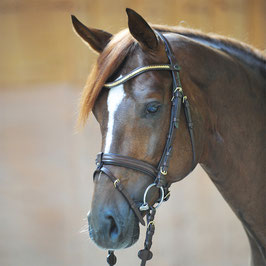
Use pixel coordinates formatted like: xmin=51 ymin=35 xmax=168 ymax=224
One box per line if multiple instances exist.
xmin=113 ymin=179 xmax=120 ymax=188
xmin=160 ymin=167 xmax=168 ymax=176
xmin=174 ymin=86 xmax=182 ymax=93
xmin=172 ymin=87 xmax=183 ymax=101
xmin=147 ymin=221 xmax=155 ymax=227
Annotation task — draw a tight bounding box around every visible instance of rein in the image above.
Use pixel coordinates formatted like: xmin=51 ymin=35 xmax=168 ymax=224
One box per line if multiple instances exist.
xmin=93 ymin=31 xmax=196 ymax=265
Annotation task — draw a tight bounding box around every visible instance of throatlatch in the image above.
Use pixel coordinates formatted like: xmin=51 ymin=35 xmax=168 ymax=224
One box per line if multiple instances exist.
xmin=93 ymin=30 xmax=196 ymax=266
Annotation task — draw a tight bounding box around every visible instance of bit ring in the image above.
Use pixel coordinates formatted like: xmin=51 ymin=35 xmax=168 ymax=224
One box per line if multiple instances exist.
xmin=139 ymin=183 xmax=164 ymax=211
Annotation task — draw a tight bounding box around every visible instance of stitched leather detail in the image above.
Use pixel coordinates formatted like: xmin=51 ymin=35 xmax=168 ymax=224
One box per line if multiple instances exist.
xmin=99 ymin=153 xmax=158 ymax=178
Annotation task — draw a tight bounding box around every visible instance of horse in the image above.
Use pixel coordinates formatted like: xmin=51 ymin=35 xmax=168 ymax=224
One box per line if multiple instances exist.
xmin=72 ymin=8 xmax=266 ymax=266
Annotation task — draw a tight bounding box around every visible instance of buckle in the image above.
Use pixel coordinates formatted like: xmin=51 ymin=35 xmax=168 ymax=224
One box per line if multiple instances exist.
xmin=160 ymin=167 xmax=168 ymax=176
xmin=113 ymin=179 xmax=120 ymax=188
xmin=96 ymin=152 xmax=104 ymax=170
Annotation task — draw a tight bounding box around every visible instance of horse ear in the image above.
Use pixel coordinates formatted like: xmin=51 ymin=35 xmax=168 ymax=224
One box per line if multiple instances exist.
xmin=71 ymin=15 xmax=112 ymax=53
xmin=126 ymin=8 xmax=158 ymax=50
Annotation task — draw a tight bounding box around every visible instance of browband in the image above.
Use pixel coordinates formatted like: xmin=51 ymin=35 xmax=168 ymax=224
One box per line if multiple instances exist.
xmin=104 ymin=64 xmax=180 ymax=88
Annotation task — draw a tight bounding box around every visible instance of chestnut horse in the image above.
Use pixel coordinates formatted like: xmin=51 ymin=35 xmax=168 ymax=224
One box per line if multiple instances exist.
xmin=72 ymin=9 xmax=265 ymax=266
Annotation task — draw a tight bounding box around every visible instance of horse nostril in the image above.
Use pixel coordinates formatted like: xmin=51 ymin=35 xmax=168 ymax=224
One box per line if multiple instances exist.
xmin=107 ymin=215 xmax=119 ymax=241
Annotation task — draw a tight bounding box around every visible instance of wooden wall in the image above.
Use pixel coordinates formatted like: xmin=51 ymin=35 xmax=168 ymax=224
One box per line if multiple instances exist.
xmin=0 ymin=0 xmax=265 ymax=88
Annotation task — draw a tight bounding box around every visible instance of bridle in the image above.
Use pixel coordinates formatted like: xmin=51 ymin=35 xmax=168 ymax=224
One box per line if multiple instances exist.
xmin=93 ymin=31 xmax=196 ymax=265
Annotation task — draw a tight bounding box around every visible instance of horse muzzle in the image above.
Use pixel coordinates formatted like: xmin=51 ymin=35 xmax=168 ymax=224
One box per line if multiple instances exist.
xmin=87 ymin=203 xmax=140 ymax=250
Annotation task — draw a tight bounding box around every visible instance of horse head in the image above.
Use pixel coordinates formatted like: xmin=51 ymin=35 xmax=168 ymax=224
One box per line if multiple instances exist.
xmin=72 ymin=9 xmax=196 ymax=250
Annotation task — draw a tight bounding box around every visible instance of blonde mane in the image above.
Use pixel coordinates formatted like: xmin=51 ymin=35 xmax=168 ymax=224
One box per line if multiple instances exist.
xmin=78 ymin=29 xmax=135 ymax=126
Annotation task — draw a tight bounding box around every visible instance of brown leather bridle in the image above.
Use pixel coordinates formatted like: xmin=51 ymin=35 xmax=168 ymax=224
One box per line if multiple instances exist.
xmin=93 ymin=31 xmax=196 ymax=266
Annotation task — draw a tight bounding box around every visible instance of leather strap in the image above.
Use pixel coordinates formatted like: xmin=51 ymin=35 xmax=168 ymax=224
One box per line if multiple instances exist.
xmin=154 ymin=31 xmax=185 ymax=186
xmin=96 ymin=153 xmax=158 ymax=178
xmin=95 ymin=167 xmax=145 ymax=225
xmin=183 ymin=97 xmax=196 ymax=166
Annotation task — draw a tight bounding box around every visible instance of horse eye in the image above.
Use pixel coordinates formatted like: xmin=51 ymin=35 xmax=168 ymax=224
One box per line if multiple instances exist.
xmin=146 ymin=103 xmax=160 ymax=114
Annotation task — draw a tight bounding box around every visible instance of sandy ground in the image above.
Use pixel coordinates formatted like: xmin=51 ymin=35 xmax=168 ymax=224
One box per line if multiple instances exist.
xmin=0 ymin=85 xmax=249 ymax=266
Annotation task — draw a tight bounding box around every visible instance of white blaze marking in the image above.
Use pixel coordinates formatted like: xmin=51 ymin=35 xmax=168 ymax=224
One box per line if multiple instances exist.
xmin=104 ymin=84 xmax=125 ymax=153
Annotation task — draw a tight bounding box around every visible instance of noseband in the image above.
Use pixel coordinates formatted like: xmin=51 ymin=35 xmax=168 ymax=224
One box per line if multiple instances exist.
xmin=93 ymin=31 xmax=196 ymax=265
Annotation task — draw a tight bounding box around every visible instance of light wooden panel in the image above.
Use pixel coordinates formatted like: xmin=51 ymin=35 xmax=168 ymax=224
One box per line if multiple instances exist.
xmin=0 ymin=0 xmax=265 ymax=88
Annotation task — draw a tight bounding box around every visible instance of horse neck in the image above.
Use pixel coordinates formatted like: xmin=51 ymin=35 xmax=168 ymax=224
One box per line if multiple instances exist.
xmin=173 ymin=35 xmax=266 ymax=248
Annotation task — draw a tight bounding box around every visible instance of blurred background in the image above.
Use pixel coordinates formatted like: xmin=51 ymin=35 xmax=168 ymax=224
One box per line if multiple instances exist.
xmin=0 ymin=0 xmax=265 ymax=265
